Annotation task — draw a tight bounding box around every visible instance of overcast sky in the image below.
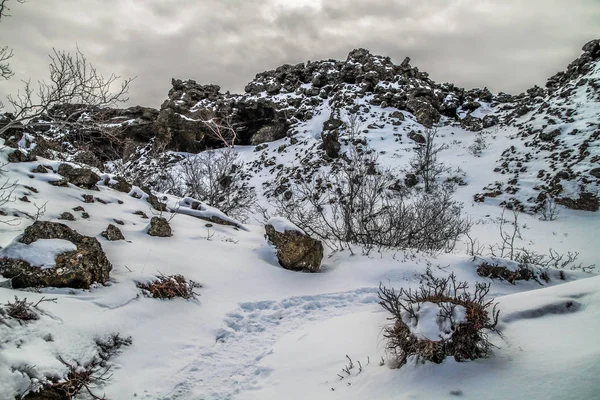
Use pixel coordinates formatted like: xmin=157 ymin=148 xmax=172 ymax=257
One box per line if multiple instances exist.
xmin=1 ymin=0 xmax=599 ymax=108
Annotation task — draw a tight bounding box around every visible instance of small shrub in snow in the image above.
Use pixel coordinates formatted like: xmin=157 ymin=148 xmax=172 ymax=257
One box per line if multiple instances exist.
xmin=20 ymin=333 xmax=131 ymax=399
xmin=378 ymin=268 xmax=500 ymax=368
xmin=538 ymin=196 xmax=560 ymax=221
xmin=409 ymin=128 xmax=449 ymax=193
xmin=2 ymin=296 xmax=57 ymax=322
xmin=137 ymin=274 xmax=201 ymax=300
xmin=468 ymin=132 xmax=489 ymax=157
xmin=476 ymin=262 xmax=535 ymax=284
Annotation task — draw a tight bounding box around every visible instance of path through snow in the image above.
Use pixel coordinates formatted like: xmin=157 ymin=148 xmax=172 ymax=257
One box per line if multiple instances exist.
xmin=160 ymin=288 xmax=380 ymax=400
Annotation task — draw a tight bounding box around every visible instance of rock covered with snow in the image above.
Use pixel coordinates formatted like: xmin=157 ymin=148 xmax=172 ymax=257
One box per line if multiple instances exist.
xmin=0 ymin=221 xmax=112 ymax=288
xmin=265 ymin=218 xmax=323 ymax=272
xmin=175 ymin=197 xmax=245 ymax=229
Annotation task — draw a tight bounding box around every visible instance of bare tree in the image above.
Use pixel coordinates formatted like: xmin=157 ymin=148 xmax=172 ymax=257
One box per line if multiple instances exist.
xmin=198 ymin=110 xmax=238 ymax=148
xmin=410 ymin=128 xmax=449 ymax=193
xmin=0 ymin=0 xmax=26 ymax=80
xmin=0 ymin=47 xmax=133 ymax=136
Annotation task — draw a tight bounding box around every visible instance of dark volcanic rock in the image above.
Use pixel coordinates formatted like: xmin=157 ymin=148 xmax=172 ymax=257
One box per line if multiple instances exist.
xmin=147 ymin=216 xmax=172 ymax=237
xmin=0 ymin=221 xmax=112 ymax=288
xmin=102 ymin=224 xmax=125 ymax=241
xmin=57 ymin=164 xmax=100 ymax=190
xmin=265 ymin=220 xmax=323 ymax=272
xmin=460 ymin=115 xmax=483 ymax=132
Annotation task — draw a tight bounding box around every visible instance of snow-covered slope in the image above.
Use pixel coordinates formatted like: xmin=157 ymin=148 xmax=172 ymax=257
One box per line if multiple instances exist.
xmin=0 ymin=40 xmax=599 ymax=400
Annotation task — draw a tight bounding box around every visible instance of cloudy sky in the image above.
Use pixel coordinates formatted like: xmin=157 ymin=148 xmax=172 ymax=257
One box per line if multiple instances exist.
xmin=1 ymin=0 xmax=599 ymax=108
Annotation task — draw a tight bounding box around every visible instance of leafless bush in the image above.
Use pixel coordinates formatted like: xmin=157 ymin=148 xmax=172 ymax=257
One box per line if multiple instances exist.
xmin=489 ymin=208 xmax=522 ymax=260
xmin=137 ymin=273 xmax=201 ymax=300
xmin=0 ymin=173 xmax=17 ymax=224
xmin=410 ymin=128 xmax=449 ymax=193
xmin=2 ymin=296 xmax=57 ymax=322
xmin=343 ymin=112 xmax=363 ymax=140
xmin=163 ymin=148 xmax=256 ymax=221
xmin=20 ymin=333 xmax=131 ymax=399
xmin=274 ymin=145 xmax=470 ymax=254
xmin=538 ymin=196 xmax=560 ymax=221
xmin=379 ymin=268 xmax=500 ymax=367
xmin=489 ymin=210 xmax=596 ymax=274
xmin=468 ymin=132 xmax=489 ymax=157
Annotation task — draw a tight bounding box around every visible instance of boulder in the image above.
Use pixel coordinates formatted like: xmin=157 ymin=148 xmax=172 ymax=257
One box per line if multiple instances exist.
xmin=482 ymin=115 xmax=499 ymax=128
xmin=406 ymin=98 xmax=440 ymax=128
xmin=147 ymin=216 xmax=172 ymax=237
xmin=460 ymin=115 xmax=483 ymax=132
xmin=102 ymin=224 xmax=125 ymax=241
xmin=0 ymin=221 xmax=112 ymax=289
xmin=540 ymin=129 xmax=561 ymax=141
xmin=321 ymin=130 xmax=341 ymax=158
xmin=265 ymin=217 xmax=323 ymax=272
xmin=105 ymin=176 xmax=132 ymax=193
xmin=589 ymin=168 xmax=600 ymax=178
xmin=7 ymin=150 xmax=36 ymax=163
xmin=57 ymin=164 xmax=100 ymax=190
xmin=405 ymin=173 xmax=418 ymax=188
xmin=407 ymin=131 xmax=426 ymax=144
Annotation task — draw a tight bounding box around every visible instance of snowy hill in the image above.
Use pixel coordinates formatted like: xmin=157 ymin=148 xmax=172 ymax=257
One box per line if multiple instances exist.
xmin=0 ymin=40 xmax=599 ymax=400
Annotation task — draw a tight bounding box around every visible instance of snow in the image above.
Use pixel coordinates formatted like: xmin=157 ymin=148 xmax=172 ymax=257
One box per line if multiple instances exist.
xmin=0 ymin=239 xmax=77 ymax=269
xmin=267 ymin=217 xmax=303 ymax=234
xmin=402 ymin=302 xmax=467 ymax=341
xmin=0 ymin=59 xmax=599 ymax=400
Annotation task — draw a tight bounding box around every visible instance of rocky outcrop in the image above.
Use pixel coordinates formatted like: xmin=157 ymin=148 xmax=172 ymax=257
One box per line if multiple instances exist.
xmin=0 ymin=221 xmax=112 ymax=288
xmin=546 ymin=39 xmax=600 ymax=92
xmin=265 ymin=218 xmax=323 ymax=272
xmin=147 ymin=216 xmax=172 ymax=237
xmin=57 ymin=164 xmax=100 ymax=190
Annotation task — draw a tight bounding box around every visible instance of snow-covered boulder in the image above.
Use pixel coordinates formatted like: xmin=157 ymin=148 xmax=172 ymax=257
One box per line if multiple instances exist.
xmin=265 ymin=217 xmax=323 ymax=272
xmin=0 ymin=221 xmax=112 ymax=289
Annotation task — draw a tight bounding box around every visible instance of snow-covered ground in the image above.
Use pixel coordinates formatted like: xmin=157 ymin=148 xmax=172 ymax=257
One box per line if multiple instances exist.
xmin=1 ymin=105 xmax=599 ymax=400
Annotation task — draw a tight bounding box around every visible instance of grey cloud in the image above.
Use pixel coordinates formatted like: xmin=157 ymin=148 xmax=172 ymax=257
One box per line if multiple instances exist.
xmin=0 ymin=0 xmax=599 ymax=108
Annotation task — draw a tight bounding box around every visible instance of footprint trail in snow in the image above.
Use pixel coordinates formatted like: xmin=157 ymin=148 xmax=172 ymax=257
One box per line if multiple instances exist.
xmin=161 ymin=288 xmax=380 ymax=400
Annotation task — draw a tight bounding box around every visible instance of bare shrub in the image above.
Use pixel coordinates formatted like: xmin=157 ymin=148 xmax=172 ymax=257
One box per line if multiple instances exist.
xmin=379 ymin=268 xmax=500 ymax=368
xmin=136 ymin=273 xmax=201 ymax=300
xmin=160 ymin=148 xmax=256 ymax=221
xmin=21 ymin=333 xmax=132 ymax=400
xmin=2 ymin=296 xmax=57 ymax=322
xmin=410 ymin=128 xmax=449 ymax=193
xmin=476 ymin=262 xmax=534 ymax=284
xmin=486 ymin=208 xmax=595 ymax=274
xmin=538 ymin=196 xmax=560 ymax=221
xmin=468 ymin=132 xmax=489 ymax=157
xmin=273 ymin=145 xmax=470 ymax=254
